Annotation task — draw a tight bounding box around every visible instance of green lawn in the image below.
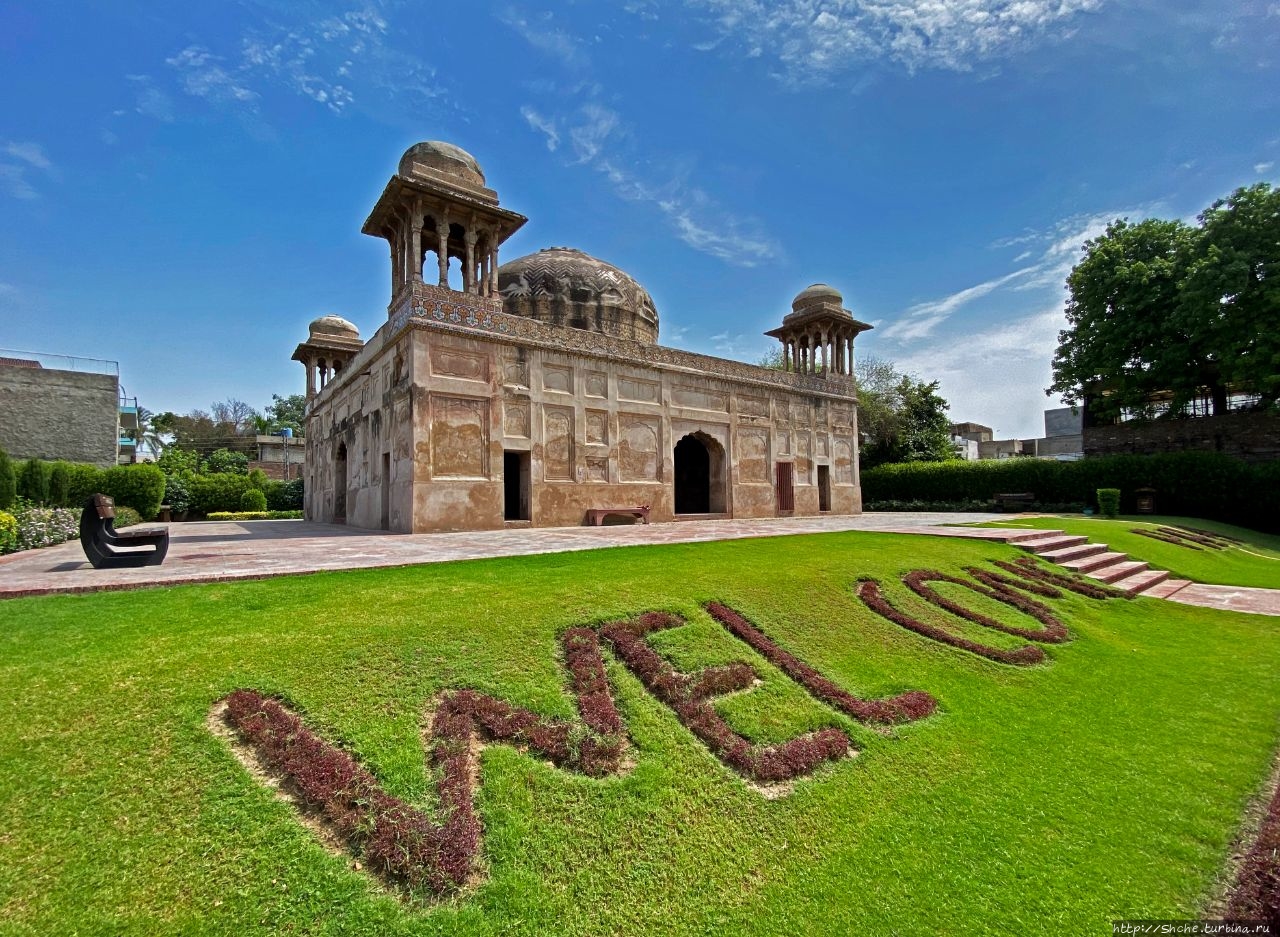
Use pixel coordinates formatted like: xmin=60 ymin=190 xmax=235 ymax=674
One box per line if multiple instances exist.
xmin=2 ymin=530 xmax=1278 ymax=935
xmin=969 ymin=515 xmax=1280 ymax=589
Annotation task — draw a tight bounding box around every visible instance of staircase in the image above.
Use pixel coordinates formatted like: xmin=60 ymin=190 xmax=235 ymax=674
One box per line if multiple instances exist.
xmin=1008 ymin=530 xmax=1192 ymax=598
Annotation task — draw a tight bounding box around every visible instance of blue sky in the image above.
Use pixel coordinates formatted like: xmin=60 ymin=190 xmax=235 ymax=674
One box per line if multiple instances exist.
xmin=1 ymin=0 xmax=1276 ymax=439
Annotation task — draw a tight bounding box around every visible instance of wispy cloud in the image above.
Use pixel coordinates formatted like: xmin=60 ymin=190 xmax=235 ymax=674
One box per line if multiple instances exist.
xmin=879 ymin=267 xmax=1035 ymax=341
xmin=680 ymin=0 xmax=1103 ymax=82
xmin=167 ymin=46 xmax=260 ymax=108
xmin=893 ymin=307 xmax=1067 ymax=436
xmin=520 ymin=106 xmax=560 ymax=151
xmin=0 ymin=141 xmax=54 ymax=200
xmin=506 ymin=10 xmax=780 ymax=269
xmin=1256 ymin=160 xmax=1275 ymax=174
xmin=498 ymin=7 xmax=587 ymax=68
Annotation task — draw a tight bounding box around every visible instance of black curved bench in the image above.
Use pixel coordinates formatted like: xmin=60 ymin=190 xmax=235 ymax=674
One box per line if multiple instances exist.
xmin=80 ymin=494 xmax=170 ymax=568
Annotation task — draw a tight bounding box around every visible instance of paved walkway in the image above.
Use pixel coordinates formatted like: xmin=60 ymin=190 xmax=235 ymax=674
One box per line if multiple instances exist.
xmin=5 ymin=514 xmax=1276 ymax=615
xmin=0 ymin=512 xmax=1005 ymax=599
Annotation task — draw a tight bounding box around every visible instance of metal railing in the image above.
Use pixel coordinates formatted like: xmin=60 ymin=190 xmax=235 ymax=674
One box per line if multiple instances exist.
xmin=0 ymin=348 xmax=120 ymax=376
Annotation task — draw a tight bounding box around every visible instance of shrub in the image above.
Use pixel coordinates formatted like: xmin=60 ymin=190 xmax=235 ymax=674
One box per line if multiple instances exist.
xmin=266 ymin=477 xmax=304 ymax=511
xmin=205 ymin=448 xmax=249 ymax=475
xmin=0 ymin=511 xmax=17 ymax=554
xmin=0 ymin=449 xmax=14 ymax=509
xmin=162 ymin=474 xmax=191 ymax=514
xmin=186 ymin=472 xmax=254 ymax=515
xmin=861 ymin=451 xmax=1279 ymax=531
xmin=17 ymin=459 xmax=49 ymax=504
xmin=47 ymin=462 xmax=71 ymax=507
xmin=101 ymin=464 xmax=165 ymax=520
xmin=240 ymin=488 xmax=268 ymax=512
xmin=113 ymin=506 xmax=143 ymax=528
xmin=64 ymin=463 xmax=104 ymax=507
xmin=247 ymin=468 xmax=269 ymax=491
xmin=1097 ymin=488 xmax=1121 ymax=518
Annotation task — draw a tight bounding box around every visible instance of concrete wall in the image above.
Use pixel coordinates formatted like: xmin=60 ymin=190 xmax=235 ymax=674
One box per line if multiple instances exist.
xmin=304 ymin=287 xmax=863 ymax=533
xmin=0 ymin=365 xmax=119 ymax=466
xmin=1084 ymin=411 xmax=1280 ymax=463
xmin=1044 ymin=406 xmax=1083 ymax=438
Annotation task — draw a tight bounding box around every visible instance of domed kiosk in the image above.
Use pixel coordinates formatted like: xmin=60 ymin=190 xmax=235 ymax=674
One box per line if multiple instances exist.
xmin=297 ymin=141 xmax=868 ymax=534
xmin=498 ymin=247 xmax=659 ymax=344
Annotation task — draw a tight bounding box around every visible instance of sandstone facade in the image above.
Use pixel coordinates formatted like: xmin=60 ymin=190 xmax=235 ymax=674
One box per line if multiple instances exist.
xmin=297 ymin=142 xmax=870 ymax=533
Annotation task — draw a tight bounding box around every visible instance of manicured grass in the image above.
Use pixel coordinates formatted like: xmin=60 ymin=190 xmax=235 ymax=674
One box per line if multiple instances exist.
xmin=2 ymin=530 xmax=1279 ymax=935
xmin=969 ymin=515 xmax=1280 ymax=588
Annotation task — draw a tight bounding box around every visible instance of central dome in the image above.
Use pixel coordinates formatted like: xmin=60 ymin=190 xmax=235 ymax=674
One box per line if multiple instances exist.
xmin=497 ymin=248 xmax=659 ymax=344
xmin=397 ymin=141 xmax=486 ymax=188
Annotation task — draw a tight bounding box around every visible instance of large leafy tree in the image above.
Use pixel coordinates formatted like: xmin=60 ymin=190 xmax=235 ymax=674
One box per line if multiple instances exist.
xmin=1050 ymin=183 xmax=1278 ymax=419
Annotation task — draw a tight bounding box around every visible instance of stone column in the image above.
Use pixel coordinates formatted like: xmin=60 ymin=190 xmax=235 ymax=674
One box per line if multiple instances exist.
xmin=305 ymin=357 xmax=317 ymax=399
xmin=436 ymin=217 xmax=450 ymax=288
xmin=463 ymin=228 xmax=478 ymax=294
xmin=389 ymin=242 xmax=399 ymax=298
xmin=410 ymin=212 xmax=423 ymax=283
xmin=479 ymin=236 xmax=490 ymax=297
xmin=489 ymin=244 xmax=499 ymax=295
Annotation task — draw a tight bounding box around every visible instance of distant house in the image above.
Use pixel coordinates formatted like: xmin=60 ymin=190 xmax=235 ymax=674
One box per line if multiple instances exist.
xmin=0 ymin=350 xmax=133 ymax=467
xmin=950 ymin=409 xmax=1083 ymax=462
xmin=250 ymin=433 xmax=305 ymax=480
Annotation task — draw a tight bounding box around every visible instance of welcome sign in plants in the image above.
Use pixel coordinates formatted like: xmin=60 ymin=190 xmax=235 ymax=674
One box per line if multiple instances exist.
xmin=215 ymin=557 xmax=1129 ymax=901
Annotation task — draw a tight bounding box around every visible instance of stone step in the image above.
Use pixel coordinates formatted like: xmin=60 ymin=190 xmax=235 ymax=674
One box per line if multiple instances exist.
xmin=1060 ymin=550 xmax=1129 ymax=574
xmin=1038 ymin=542 xmax=1108 ymax=564
xmin=1141 ymin=578 xmax=1193 ymax=599
xmin=1088 ymin=559 xmax=1150 ymax=584
xmin=1111 ymin=568 xmax=1171 ymax=596
xmin=1004 ymin=529 xmax=1066 ymax=544
xmin=1017 ymin=534 xmax=1090 ymax=553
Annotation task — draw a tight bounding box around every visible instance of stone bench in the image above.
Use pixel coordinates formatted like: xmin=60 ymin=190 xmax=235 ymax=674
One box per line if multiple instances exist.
xmin=585 ymin=505 xmax=650 ymax=526
xmin=80 ymin=494 xmax=170 ymax=569
xmin=992 ymin=492 xmax=1035 ymax=512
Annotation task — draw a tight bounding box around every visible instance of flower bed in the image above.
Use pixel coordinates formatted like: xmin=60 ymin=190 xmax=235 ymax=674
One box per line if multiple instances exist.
xmin=222 ymin=627 xmax=624 ymax=898
xmin=704 ymin=602 xmax=937 ymax=723
xmin=599 ymin=612 xmax=851 ymax=784
xmin=3 ymin=503 xmax=79 ymax=554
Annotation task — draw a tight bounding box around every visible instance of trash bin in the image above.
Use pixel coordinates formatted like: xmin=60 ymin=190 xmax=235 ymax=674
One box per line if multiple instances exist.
xmin=1134 ymin=487 xmax=1156 ymax=514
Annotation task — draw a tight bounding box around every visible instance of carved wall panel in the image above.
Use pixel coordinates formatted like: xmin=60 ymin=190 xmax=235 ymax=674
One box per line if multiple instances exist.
xmin=543 ymin=365 xmax=573 ymax=394
xmin=618 ymin=377 xmax=660 ymax=404
xmin=544 ymin=407 xmax=574 ymax=480
xmin=502 ymin=358 xmax=529 ymax=387
xmin=672 ymin=385 xmax=728 ymax=412
xmin=777 ymin=429 xmax=791 ymax=456
xmin=503 ymin=399 xmax=531 ymax=438
xmin=739 ymin=395 xmax=769 ymax=418
xmin=834 ymin=440 xmax=854 ymax=484
xmin=585 ymin=456 xmax=609 ymax=482
xmin=585 ymin=409 xmax=609 ymax=445
xmin=817 ymin=433 xmax=830 ymax=458
xmin=431 ymin=395 xmax=489 ymax=478
xmin=736 ymin=428 xmax=769 ymax=484
xmin=619 ymin=416 xmax=660 ymax=481
xmin=430 ymin=347 xmax=488 ymax=382
xmin=585 ymin=371 xmax=608 ymax=398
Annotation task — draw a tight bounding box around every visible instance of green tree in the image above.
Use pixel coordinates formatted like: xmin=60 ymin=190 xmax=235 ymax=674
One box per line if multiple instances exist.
xmin=895 ymin=378 xmax=956 ymax=463
xmin=48 ymin=462 xmax=71 ymax=506
xmin=1050 ymin=183 xmax=1279 ymax=419
xmin=1049 ymin=218 xmax=1196 ymax=421
xmin=1180 ymin=183 xmax=1280 ymax=409
xmin=205 ymin=448 xmax=249 ymax=475
xmin=267 ymin=393 xmax=307 ymax=433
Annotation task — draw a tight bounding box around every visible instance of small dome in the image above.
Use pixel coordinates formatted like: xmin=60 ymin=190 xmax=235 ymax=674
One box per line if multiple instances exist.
xmin=498 ymin=247 xmax=659 ymax=344
xmin=792 ymin=283 xmax=843 ymax=313
xmin=397 ymin=141 xmax=486 ymax=188
xmin=309 ymin=315 xmax=360 ymax=339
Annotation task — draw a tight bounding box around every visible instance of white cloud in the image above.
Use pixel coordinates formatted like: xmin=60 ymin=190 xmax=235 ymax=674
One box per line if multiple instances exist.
xmin=127 ymin=75 xmax=175 ymax=122
xmin=879 ymin=267 xmax=1035 ymax=341
xmin=684 ymin=0 xmax=1103 ymax=81
xmin=568 ymin=104 xmax=620 ymax=163
xmin=4 ymin=142 xmax=51 ymax=170
xmin=0 ymin=141 xmax=54 ymax=200
xmin=521 ymin=106 xmax=560 ymax=151
xmin=166 ymin=46 xmax=260 ymax=107
xmin=498 ymin=7 xmax=587 ymax=68
xmin=893 ymin=307 xmax=1067 ymax=437
xmin=1256 ymin=161 xmax=1275 ymax=174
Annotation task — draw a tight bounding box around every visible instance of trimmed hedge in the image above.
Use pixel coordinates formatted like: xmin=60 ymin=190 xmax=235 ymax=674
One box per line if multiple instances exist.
xmin=186 ymin=473 xmax=255 ymax=515
xmin=206 ymin=510 xmax=303 ymax=521
xmin=861 ymin=452 xmax=1280 ymax=531
xmin=102 ymin=464 xmax=165 ymax=520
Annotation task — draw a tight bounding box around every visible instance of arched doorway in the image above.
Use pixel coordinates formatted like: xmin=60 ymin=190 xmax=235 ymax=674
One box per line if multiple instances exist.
xmin=673 ymin=432 xmax=726 ymax=515
xmin=334 ymin=442 xmax=348 ymax=523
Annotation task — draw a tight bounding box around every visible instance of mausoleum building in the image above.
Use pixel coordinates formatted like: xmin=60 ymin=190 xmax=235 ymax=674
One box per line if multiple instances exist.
xmin=294 ymin=141 xmax=872 ymax=532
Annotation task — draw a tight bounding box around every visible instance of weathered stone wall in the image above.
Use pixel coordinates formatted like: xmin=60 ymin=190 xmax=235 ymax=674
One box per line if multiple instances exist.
xmin=1083 ymin=412 xmax=1280 ymax=463
xmin=0 ymin=365 xmax=119 ymax=466
xmin=303 ymin=286 xmax=863 ymax=533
